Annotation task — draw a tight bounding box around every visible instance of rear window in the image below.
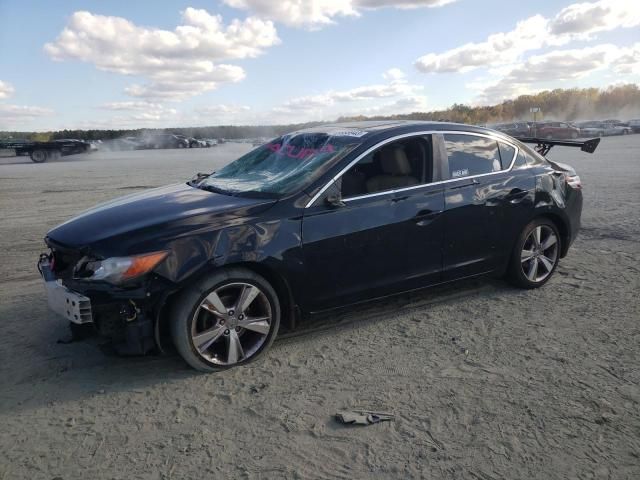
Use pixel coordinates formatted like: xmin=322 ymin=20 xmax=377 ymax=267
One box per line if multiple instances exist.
xmin=444 ymin=134 xmax=502 ymax=178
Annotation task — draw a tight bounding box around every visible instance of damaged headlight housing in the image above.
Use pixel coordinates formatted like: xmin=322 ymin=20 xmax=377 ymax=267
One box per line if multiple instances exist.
xmin=76 ymin=251 xmax=168 ymax=284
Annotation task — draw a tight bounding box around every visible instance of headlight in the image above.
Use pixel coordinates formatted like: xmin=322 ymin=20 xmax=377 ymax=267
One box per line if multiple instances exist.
xmin=79 ymin=251 xmax=168 ymax=284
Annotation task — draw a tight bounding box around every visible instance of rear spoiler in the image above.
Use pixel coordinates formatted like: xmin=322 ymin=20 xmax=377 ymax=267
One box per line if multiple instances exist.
xmin=515 ymin=137 xmax=601 ymax=156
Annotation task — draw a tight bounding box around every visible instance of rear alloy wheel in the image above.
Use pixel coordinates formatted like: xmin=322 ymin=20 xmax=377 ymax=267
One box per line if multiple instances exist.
xmin=171 ymin=268 xmax=280 ymax=372
xmin=508 ymin=219 xmax=560 ymax=288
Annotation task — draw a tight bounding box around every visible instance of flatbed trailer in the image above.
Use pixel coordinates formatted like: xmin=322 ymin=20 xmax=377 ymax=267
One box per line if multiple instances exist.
xmin=0 ymin=139 xmax=91 ymax=163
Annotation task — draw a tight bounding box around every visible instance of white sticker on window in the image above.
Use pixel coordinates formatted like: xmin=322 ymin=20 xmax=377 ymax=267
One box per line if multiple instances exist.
xmin=331 ymin=129 xmax=368 ymax=138
xmin=452 ymin=168 xmax=469 ymax=178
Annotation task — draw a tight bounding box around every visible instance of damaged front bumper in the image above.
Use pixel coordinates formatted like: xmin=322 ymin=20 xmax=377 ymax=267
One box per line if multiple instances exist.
xmin=38 ymin=253 xmax=170 ymax=355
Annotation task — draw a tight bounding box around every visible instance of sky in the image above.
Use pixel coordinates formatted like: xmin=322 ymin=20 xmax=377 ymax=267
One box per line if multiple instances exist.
xmin=0 ymin=0 xmax=638 ymax=131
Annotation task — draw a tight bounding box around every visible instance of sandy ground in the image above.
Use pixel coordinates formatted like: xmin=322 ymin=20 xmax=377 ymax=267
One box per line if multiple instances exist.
xmin=0 ymin=138 xmax=639 ymax=480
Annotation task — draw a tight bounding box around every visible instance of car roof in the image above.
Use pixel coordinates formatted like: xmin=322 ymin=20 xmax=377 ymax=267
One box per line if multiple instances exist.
xmin=292 ymin=120 xmax=499 ymax=139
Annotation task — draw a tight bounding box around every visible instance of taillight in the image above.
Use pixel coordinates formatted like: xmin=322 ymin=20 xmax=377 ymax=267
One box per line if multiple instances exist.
xmin=565 ymin=173 xmax=582 ymax=189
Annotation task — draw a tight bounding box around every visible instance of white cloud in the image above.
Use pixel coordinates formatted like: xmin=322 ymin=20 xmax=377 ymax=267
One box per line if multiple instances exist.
xmin=0 ymin=104 xmax=54 ymax=129
xmin=415 ymin=0 xmax=640 ymax=74
xmin=611 ymin=43 xmax=640 ymax=76
xmin=416 ymin=15 xmax=552 ymax=73
xmin=196 ymin=104 xmax=252 ymax=115
xmin=473 ymin=44 xmax=636 ymax=103
xmin=347 ymin=95 xmax=429 ymax=116
xmin=0 ymin=80 xmax=15 ymax=100
xmin=277 ymin=80 xmax=422 ymax=112
xmin=549 ymin=0 xmax=640 ymax=36
xmin=44 ymin=9 xmax=279 ymax=100
xmin=100 ymin=101 xmax=173 ymax=112
xmin=383 ymin=68 xmax=406 ymax=82
xmin=0 ymin=83 xmax=53 ymax=129
xmin=222 ymin=0 xmax=455 ymax=28
xmin=273 ymin=73 xmax=426 ymax=121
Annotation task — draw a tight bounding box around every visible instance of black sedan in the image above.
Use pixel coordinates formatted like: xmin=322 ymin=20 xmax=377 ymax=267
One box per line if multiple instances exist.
xmin=39 ymin=121 xmax=596 ymax=371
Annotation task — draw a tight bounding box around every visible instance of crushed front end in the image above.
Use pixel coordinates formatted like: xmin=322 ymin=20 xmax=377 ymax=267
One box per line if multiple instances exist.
xmin=38 ymin=238 xmax=175 ymax=355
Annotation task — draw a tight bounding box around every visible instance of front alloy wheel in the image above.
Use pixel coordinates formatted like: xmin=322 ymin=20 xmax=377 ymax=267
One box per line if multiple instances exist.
xmin=508 ymin=219 xmax=560 ymax=289
xmin=191 ymin=283 xmax=272 ymax=365
xmin=171 ymin=268 xmax=280 ymax=371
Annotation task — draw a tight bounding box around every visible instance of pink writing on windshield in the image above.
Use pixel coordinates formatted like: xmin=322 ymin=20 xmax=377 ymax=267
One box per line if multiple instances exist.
xmin=266 ymin=143 xmax=335 ymax=159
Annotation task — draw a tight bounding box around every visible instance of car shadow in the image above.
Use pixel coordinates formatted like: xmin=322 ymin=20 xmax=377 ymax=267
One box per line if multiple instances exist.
xmin=0 ymin=276 xmax=519 ymax=416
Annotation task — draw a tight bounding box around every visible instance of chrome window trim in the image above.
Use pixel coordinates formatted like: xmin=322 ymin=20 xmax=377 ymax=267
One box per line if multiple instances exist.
xmin=304 ymin=130 xmax=519 ymax=208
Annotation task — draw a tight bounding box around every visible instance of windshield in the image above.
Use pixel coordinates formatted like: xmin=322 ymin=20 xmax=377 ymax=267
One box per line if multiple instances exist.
xmin=197 ymin=133 xmax=360 ymax=196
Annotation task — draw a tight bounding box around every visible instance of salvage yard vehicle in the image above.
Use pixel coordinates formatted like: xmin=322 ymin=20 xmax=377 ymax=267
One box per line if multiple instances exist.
xmin=139 ymin=134 xmax=189 ymax=149
xmin=577 ymin=120 xmax=632 ymax=137
xmin=492 ymin=122 xmax=531 ymax=137
xmin=534 ymin=121 xmax=581 ymax=139
xmin=38 ymin=121 xmax=599 ymax=371
xmin=0 ymin=138 xmax=91 ymax=162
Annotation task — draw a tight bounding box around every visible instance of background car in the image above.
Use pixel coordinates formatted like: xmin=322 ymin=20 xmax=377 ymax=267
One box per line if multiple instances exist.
xmin=492 ymin=122 xmax=531 ymax=137
xmin=576 ymin=120 xmax=632 ymax=137
xmin=628 ymin=119 xmax=640 ymax=133
xmin=533 ymin=121 xmax=581 ymax=139
xmin=140 ymin=134 xmax=189 ymax=149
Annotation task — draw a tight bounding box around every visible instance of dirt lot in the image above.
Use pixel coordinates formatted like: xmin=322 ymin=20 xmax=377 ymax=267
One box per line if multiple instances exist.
xmin=0 ymin=138 xmax=639 ymax=479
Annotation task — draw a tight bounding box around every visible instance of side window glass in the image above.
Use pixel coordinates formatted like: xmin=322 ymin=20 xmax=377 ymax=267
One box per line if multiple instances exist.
xmin=520 ymin=143 xmax=546 ymax=165
xmin=513 ymin=150 xmax=527 ymax=169
xmin=340 ymin=137 xmax=430 ymax=198
xmin=444 ymin=134 xmax=502 ymax=179
xmin=498 ymin=142 xmax=515 ymax=168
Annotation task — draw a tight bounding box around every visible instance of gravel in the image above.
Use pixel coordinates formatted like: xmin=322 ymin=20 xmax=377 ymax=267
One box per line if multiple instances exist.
xmin=0 ymin=137 xmax=639 ymax=479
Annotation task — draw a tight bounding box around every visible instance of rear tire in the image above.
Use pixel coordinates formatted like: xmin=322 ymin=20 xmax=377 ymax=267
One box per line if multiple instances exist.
xmin=30 ymin=149 xmax=48 ymax=163
xmin=507 ymin=219 xmax=561 ymax=289
xmin=170 ymin=267 xmax=280 ymax=372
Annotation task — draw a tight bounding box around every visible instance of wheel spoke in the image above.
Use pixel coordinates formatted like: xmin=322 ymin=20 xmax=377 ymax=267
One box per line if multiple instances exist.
xmin=532 ymin=227 xmax=542 ymax=248
xmin=521 ymin=249 xmax=535 ymax=263
xmin=238 ymin=316 xmax=270 ymax=335
xmin=226 ymin=330 xmax=244 ymax=363
xmin=527 ymin=257 xmax=539 ymax=281
xmin=541 ymin=234 xmax=557 ymax=250
xmin=235 ymin=285 xmax=260 ymax=314
xmin=193 ymin=325 xmax=225 ymax=352
xmin=539 ymin=255 xmax=554 ymax=272
xmin=201 ymin=291 xmax=228 ymax=318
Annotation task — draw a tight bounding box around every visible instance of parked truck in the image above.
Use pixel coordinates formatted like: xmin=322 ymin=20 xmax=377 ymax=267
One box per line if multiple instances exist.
xmin=0 ymin=138 xmax=91 ymax=163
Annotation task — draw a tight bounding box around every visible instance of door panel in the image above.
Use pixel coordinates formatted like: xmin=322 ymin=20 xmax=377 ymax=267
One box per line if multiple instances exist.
xmin=442 ymin=177 xmax=493 ymax=279
xmin=301 ymin=186 xmax=406 ymax=311
xmin=394 ymin=184 xmax=445 ymax=288
xmin=439 ymin=133 xmax=534 ymax=280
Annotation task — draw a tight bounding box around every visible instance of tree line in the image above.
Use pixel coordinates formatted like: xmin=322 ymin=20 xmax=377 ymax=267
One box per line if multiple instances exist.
xmin=2 ymin=84 xmax=639 ymax=142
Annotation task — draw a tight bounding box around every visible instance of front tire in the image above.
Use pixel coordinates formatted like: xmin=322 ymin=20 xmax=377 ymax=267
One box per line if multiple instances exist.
xmin=171 ymin=268 xmax=280 ymax=372
xmin=507 ymin=219 xmax=560 ymax=289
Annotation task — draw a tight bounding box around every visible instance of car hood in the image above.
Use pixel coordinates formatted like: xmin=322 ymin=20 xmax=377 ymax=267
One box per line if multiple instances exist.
xmin=46 ymin=183 xmax=277 ymax=250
